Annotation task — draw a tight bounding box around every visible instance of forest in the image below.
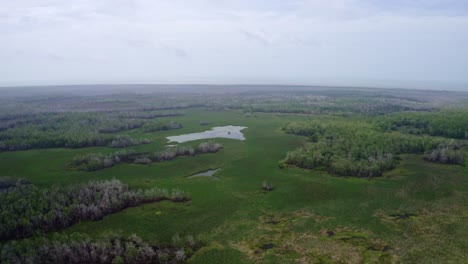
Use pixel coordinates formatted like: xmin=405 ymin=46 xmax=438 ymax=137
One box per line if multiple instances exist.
xmin=280 ymin=117 xmax=465 ymax=177
xmin=1 ymin=232 xmax=200 ymax=264
xmin=0 ymin=177 xmax=189 ymax=241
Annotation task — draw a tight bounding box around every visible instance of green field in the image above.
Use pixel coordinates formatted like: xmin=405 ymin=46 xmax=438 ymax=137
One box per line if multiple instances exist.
xmin=1 ymin=104 xmax=466 ymax=263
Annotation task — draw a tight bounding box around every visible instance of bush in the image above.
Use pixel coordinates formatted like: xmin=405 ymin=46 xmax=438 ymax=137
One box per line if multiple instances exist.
xmin=196 ymin=141 xmax=222 ymax=153
xmin=424 ymin=140 xmax=464 ymax=164
xmin=262 ymin=181 xmax=274 ymax=191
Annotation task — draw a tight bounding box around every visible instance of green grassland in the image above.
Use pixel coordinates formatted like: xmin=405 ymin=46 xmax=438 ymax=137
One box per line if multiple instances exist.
xmin=0 ymin=108 xmax=467 ymax=263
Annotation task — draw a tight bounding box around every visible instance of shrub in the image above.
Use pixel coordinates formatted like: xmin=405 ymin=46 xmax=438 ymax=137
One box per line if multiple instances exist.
xmin=196 ymin=141 xmax=222 ymax=153
xmin=424 ymin=140 xmax=464 ymax=164
xmin=262 ymin=181 xmax=274 ymax=191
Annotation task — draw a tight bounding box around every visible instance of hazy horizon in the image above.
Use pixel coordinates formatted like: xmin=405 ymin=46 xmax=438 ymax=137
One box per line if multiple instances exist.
xmin=1 ymin=1 xmax=468 ymax=90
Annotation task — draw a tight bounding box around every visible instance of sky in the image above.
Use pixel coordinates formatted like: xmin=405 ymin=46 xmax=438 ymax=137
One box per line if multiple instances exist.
xmin=1 ymin=0 xmax=468 ymax=89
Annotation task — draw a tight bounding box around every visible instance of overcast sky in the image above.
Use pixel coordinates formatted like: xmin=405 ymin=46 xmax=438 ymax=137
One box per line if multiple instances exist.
xmin=1 ymin=0 xmax=468 ymax=89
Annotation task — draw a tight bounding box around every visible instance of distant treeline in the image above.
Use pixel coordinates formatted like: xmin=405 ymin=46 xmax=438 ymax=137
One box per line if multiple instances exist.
xmin=0 ymin=111 xmax=186 ymax=151
xmin=280 ymin=119 xmax=464 ymax=178
xmin=1 ymin=90 xmax=467 ymax=153
xmin=71 ymin=141 xmax=222 ymax=171
xmin=110 ymin=135 xmax=151 ymax=148
xmin=143 ymin=121 xmax=182 ymax=132
xmin=1 ymin=232 xmax=200 ymax=264
xmin=374 ymin=110 xmax=468 ymax=139
xmin=0 ymin=178 xmax=189 ymax=241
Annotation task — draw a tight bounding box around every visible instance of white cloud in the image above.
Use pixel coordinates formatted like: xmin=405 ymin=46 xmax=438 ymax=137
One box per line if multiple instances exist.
xmin=0 ymin=0 xmax=467 ymax=87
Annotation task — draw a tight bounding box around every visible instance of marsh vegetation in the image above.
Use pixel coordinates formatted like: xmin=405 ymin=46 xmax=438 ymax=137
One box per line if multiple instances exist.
xmin=0 ymin=85 xmax=467 ymax=263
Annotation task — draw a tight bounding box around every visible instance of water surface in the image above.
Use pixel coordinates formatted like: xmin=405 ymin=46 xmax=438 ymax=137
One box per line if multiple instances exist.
xmin=187 ymin=169 xmax=220 ymax=179
xmin=167 ymin=125 xmax=247 ymax=143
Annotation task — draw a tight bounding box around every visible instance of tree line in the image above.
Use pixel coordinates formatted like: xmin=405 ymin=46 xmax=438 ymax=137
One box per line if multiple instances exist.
xmin=1 ymin=232 xmax=200 ymax=264
xmin=374 ymin=110 xmax=468 ymax=139
xmin=143 ymin=121 xmax=183 ymax=133
xmin=0 ymin=111 xmax=184 ymax=151
xmin=71 ymin=141 xmax=223 ymax=171
xmin=0 ymin=178 xmax=189 ymax=241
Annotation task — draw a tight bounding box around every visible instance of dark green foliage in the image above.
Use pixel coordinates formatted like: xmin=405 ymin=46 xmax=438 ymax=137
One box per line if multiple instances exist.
xmin=71 ymin=142 xmax=223 ymax=171
xmin=110 ymin=135 xmax=151 ymax=148
xmin=0 ymin=177 xmax=30 ymax=191
xmin=281 ymin=120 xmax=446 ymax=177
xmin=374 ymin=110 xmax=468 ymax=139
xmin=0 ymin=232 xmax=201 ymax=264
xmin=0 ymin=179 xmax=189 ymax=240
xmin=98 ymin=120 xmax=145 ymax=133
xmin=118 ymin=111 xmax=185 ymax=119
xmin=0 ymin=111 xmax=177 ymax=151
xmin=143 ymin=121 xmax=182 ymax=132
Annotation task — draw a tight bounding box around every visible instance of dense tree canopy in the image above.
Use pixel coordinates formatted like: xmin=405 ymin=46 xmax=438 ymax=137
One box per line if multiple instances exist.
xmin=0 ymin=178 xmax=189 ymax=240
xmin=280 ymin=119 xmax=463 ymax=177
xmin=374 ymin=110 xmax=468 ymax=139
xmin=1 ymin=232 xmax=200 ymax=264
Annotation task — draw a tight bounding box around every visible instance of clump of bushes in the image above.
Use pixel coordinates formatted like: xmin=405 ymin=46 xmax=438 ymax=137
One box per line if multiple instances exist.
xmin=143 ymin=121 xmax=182 ymax=132
xmin=0 ymin=177 xmax=30 ymax=191
xmin=424 ymin=141 xmax=464 ymax=165
xmin=0 ymin=232 xmax=201 ymax=264
xmin=0 ymin=178 xmax=189 ymax=240
xmin=71 ymin=151 xmax=127 ymax=171
xmin=196 ymin=141 xmax=222 ymax=153
xmin=262 ymin=181 xmax=274 ymax=191
xmin=134 ymin=156 xmax=152 ymax=164
xmin=110 ymin=135 xmax=151 ymax=148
